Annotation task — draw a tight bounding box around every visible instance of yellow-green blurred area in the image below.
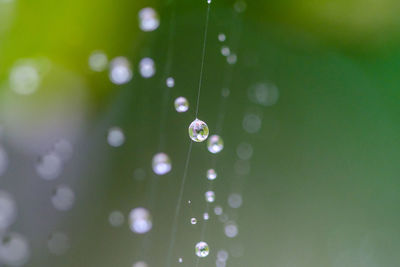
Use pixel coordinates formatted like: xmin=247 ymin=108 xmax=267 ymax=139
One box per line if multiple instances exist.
xmin=1 ymin=0 xmax=400 ymax=266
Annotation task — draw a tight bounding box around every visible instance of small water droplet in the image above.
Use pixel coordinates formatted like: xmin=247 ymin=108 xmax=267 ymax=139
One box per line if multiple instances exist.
xmin=138 ymin=7 xmax=159 ymax=32
xmin=129 ymin=208 xmax=152 ymax=234
xmin=51 ymin=185 xmax=75 ymax=211
xmin=174 ymin=97 xmax=189 ymax=113
xmin=190 ymin=217 xmax=197 ymax=225
xmin=205 ymin=191 xmax=215 ymax=203
xmin=207 ymin=135 xmax=224 ymax=154
xmin=195 ymin=241 xmax=209 ymax=258
xmin=166 ymin=77 xmax=175 ymax=88
xmin=218 ymin=33 xmax=226 ymax=42
xmin=107 ymin=127 xmax=125 ymax=147
xmin=139 ymin=57 xmax=155 ymax=78
xmin=188 ymin=119 xmax=209 ymax=142
xmin=89 ymin=50 xmax=108 ymax=72
xmin=206 ymin=169 xmax=217 ymax=180
xmin=109 ymin=57 xmax=132 ymax=85
xmin=152 ymin=153 xmax=171 ymax=175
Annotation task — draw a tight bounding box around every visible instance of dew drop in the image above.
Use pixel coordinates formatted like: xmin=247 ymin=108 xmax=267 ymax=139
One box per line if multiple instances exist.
xmin=174 ymin=97 xmax=189 ymax=113
xmin=178 ymin=257 xmax=183 ymax=263
xmin=227 ymin=54 xmax=237 ymax=65
xmin=133 ymin=261 xmax=148 ymax=267
xmin=218 ymin=33 xmax=226 ymax=42
xmin=139 ymin=57 xmax=155 ymax=78
xmin=221 ymin=46 xmax=230 ymax=57
xmin=152 ymin=153 xmax=171 ymax=175
xmin=205 ymin=191 xmax=215 ymax=203
xmin=190 ymin=217 xmax=197 ymax=225
xmin=129 ymin=207 xmax=152 ymax=234
xmin=206 ymin=169 xmax=217 ymax=180
xmin=107 ymin=127 xmax=125 ymax=147
xmin=228 ymin=193 xmax=242 ymax=209
xmin=242 ymin=113 xmax=262 ymax=133
xmin=248 ymin=82 xmax=279 ymax=106
xmin=36 ymin=152 xmax=63 ymax=180
xmin=109 ymin=57 xmax=132 ymax=85
xmin=48 ymin=232 xmax=70 ymax=255
xmin=207 ymin=0 xmax=211 ymax=4
xmin=207 ymin=135 xmax=224 ymax=154
xmin=217 ymin=250 xmax=229 ymax=261
xmin=214 ymin=205 xmax=223 ymax=215
xmin=188 ymin=119 xmax=209 ymax=142
xmin=0 ymin=191 xmax=16 ymax=231
xmin=51 ymin=185 xmax=75 ymax=211
xmin=224 ymin=222 xmax=239 ymax=238
xmin=203 ymin=212 xmax=209 ymax=221
xmin=0 ymin=232 xmax=30 ymax=266
xmin=166 ymin=77 xmax=175 ymax=88
xmin=138 ymin=7 xmax=159 ymax=32
xmin=195 ymin=241 xmax=209 ymax=258
xmin=88 ymin=50 xmax=108 ymax=72
xmin=9 ymin=60 xmax=40 ymax=95
xmin=109 ymin=210 xmax=125 ymax=227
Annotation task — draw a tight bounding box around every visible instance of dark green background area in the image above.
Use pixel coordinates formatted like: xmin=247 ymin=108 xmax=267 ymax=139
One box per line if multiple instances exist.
xmin=1 ymin=0 xmax=400 ymax=266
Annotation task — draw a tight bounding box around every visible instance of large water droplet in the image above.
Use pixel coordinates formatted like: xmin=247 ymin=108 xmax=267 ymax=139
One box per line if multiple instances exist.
xmin=188 ymin=119 xmax=209 ymax=142
xmin=205 ymin=191 xmax=215 ymax=203
xmin=174 ymin=97 xmax=189 ymax=113
xmin=224 ymin=222 xmax=239 ymax=238
xmin=109 ymin=57 xmax=132 ymax=85
xmin=152 ymin=153 xmax=171 ymax=175
xmin=228 ymin=193 xmax=242 ymax=209
xmin=195 ymin=241 xmax=209 ymax=258
xmin=88 ymin=50 xmax=108 ymax=72
xmin=139 ymin=57 xmax=155 ymax=78
xmin=129 ymin=207 xmax=152 ymax=234
xmin=0 ymin=191 xmax=16 ymax=231
xmin=0 ymin=232 xmax=30 ymax=266
xmin=207 ymin=135 xmax=224 ymax=154
xmin=107 ymin=127 xmax=125 ymax=147
xmin=138 ymin=7 xmax=159 ymax=32
xmin=206 ymin=169 xmax=217 ymax=180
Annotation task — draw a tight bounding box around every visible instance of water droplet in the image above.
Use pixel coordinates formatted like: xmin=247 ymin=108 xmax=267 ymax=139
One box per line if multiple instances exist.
xmin=188 ymin=119 xmax=209 ymax=142
xmin=0 ymin=146 xmax=9 ymax=176
xmin=207 ymin=135 xmax=224 ymax=154
xmin=9 ymin=60 xmax=40 ymax=95
xmin=224 ymin=222 xmax=238 ymax=238
xmin=228 ymin=193 xmax=242 ymax=209
xmin=236 ymin=142 xmax=253 ymax=160
xmin=207 ymin=0 xmax=211 ymax=4
xmin=178 ymin=257 xmax=183 ymax=263
xmin=174 ymin=97 xmax=189 ymax=113
xmin=107 ymin=127 xmax=125 ymax=147
xmin=190 ymin=217 xmax=197 ymax=225
xmin=109 ymin=57 xmax=132 ymax=85
xmin=133 ymin=261 xmax=148 ymax=267
xmin=195 ymin=241 xmax=209 ymax=258
xmin=227 ymin=54 xmax=237 ymax=65
xmin=36 ymin=152 xmax=63 ymax=180
xmin=187 ymin=200 xmax=192 ymax=205
xmin=166 ymin=77 xmax=175 ymax=88
xmin=0 ymin=233 xmax=30 ymax=266
xmin=48 ymin=232 xmax=69 ymax=255
xmin=138 ymin=7 xmax=159 ymax=32
xmin=216 ymin=259 xmax=227 ymax=267
xmin=205 ymin=191 xmax=215 ymax=203
xmin=242 ymin=113 xmax=261 ymax=133
xmin=221 ymin=46 xmax=230 ymax=57
xmin=218 ymin=33 xmax=226 ymax=42
xmin=129 ymin=207 xmax=152 ymax=234
xmin=152 ymin=153 xmax=171 ymax=175
xmin=139 ymin=57 xmax=155 ymax=78
xmin=217 ymin=250 xmax=229 ymax=261
xmin=206 ymin=169 xmax=217 ymax=180
xmin=109 ymin=210 xmax=125 ymax=227
xmin=203 ymin=212 xmax=209 ymax=221
xmin=214 ymin=205 xmax=223 ymax=215
xmin=248 ymin=82 xmax=279 ymax=106
xmin=0 ymin=191 xmax=16 ymax=231
xmin=88 ymin=50 xmax=108 ymax=72
xmin=52 ymin=185 xmax=75 ymax=211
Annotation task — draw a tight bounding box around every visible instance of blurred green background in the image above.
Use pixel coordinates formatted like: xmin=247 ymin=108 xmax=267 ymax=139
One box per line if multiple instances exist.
xmin=1 ymin=0 xmax=400 ymax=266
